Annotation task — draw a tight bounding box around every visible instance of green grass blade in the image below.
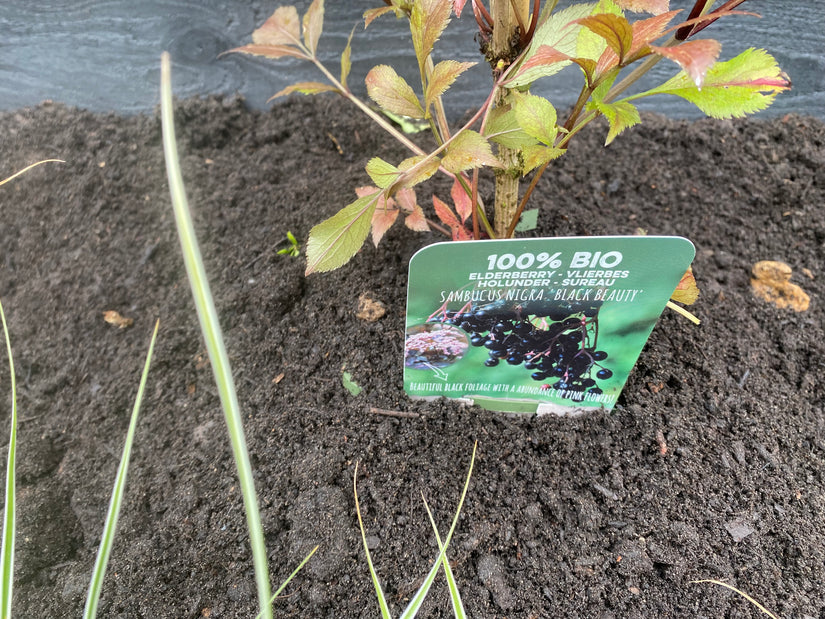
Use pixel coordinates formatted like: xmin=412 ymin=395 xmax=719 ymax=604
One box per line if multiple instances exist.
xmin=400 ymin=442 xmax=476 ymax=619
xmin=83 ymin=320 xmax=159 ymax=619
xmin=253 ymin=546 xmax=319 ymax=619
xmin=421 ymin=497 xmax=465 ymax=618
xmin=159 ymin=51 xmax=273 ymax=619
xmin=354 ymin=463 xmax=392 ymax=619
xmin=0 ymin=300 xmax=18 ymax=619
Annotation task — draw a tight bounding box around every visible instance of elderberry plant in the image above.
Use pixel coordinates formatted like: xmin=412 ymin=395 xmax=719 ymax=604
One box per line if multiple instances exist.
xmin=228 ymin=0 xmax=788 ymax=276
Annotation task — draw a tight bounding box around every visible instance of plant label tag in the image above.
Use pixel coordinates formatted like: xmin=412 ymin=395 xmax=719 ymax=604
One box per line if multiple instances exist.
xmin=403 ymin=236 xmax=696 ymax=415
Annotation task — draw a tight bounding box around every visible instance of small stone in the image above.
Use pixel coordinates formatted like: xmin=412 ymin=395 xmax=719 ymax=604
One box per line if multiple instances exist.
xmin=356 ymin=292 xmax=386 ymax=321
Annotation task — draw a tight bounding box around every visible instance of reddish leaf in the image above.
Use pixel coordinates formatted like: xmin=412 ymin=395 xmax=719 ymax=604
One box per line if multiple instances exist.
xmin=651 ymin=39 xmax=722 ymax=87
xmin=395 ymin=187 xmax=418 ymax=213
xmin=615 ymin=0 xmax=669 ymax=15
xmin=365 ymin=65 xmax=425 ymax=118
xmin=371 ymin=202 xmax=400 ymax=247
xmin=511 ymin=45 xmax=572 ymax=83
xmin=252 ymin=6 xmax=301 ymax=46
xmin=629 ymin=10 xmax=680 ymax=55
xmin=577 ymin=13 xmax=634 ymax=63
xmin=302 ymin=0 xmax=324 ymax=55
xmin=405 ymin=204 xmax=431 ymax=232
xmin=450 ymin=177 xmax=472 ymax=224
xmin=671 ymin=266 xmax=700 ymax=304
xmin=453 ymin=0 xmax=468 ymax=17
xmin=432 ymin=195 xmax=472 ymax=240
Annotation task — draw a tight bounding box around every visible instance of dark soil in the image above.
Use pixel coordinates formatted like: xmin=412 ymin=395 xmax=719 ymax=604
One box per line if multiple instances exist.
xmin=1 ymin=95 xmax=824 ymax=618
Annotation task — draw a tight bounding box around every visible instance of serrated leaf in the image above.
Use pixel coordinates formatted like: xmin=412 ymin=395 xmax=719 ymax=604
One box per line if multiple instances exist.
xmin=433 ymin=195 xmax=472 ymax=240
xmin=365 ymin=65 xmax=425 ymax=119
xmin=512 ymin=92 xmax=558 ymax=146
xmin=305 ymin=191 xmax=381 ymax=274
xmin=397 ymin=155 xmax=441 ymax=187
xmin=303 ymin=0 xmax=324 ymax=55
xmin=450 ymin=178 xmax=472 ymax=224
xmin=371 ymin=202 xmax=400 ymax=247
xmin=522 ymin=144 xmax=566 ymax=174
xmin=509 ymin=3 xmax=595 ymax=87
xmin=650 ymin=39 xmax=722 ymax=87
xmin=643 ymin=48 xmax=789 ymax=119
xmin=442 ymin=130 xmax=500 ymax=174
xmin=227 ymin=43 xmax=307 ymax=61
xmin=425 ymin=60 xmax=475 ymax=111
xmin=365 ymin=157 xmax=400 ymax=188
xmin=395 ymin=187 xmax=418 ymax=212
xmin=340 ymin=26 xmax=355 ymax=89
xmin=453 ymin=0 xmax=468 ymax=17
xmin=577 ymin=13 xmax=633 ymax=63
xmin=576 ymin=1 xmax=623 ymax=62
xmin=405 ymin=204 xmax=431 ymax=232
xmin=270 ymin=82 xmax=337 ymax=100
xmin=363 ymin=6 xmax=396 ymax=28
xmin=484 ymin=106 xmax=540 ymax=150
xmin=615 ymin=0 xmax=668 ymax=15
xmin=628 ymin=10 xmax=680 ymax=55
xmin=593 ymin=100 xmax=640 ymax=144
xmin=411 ymin=0 xmax=452 ymax=70
xmin=671 ymin=266 xmax=699 ymax=304
xmin=253 ymin=6 xmax=301 ymax=46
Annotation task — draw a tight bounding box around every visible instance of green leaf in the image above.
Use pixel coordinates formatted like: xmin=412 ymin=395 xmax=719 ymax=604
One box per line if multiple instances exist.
xmin=365 ymin=157 xmax=400 ymax=189
xmin=484 ymin=106 xmax=539 ymax=150
xmin=342 ymin=371 xmax=363 ymax=396
xmin=0 ymin=300 xmax=17 ymax=619
xmin=522 ymin=144 xmax=566 ymax=174
xmin=365 ymin=65 xmax=425 ymax=119
xmin=512 ymin=92 xmax=559 ymax=146
xmin=340 ymin=26 xmax=356 ymax=89
xmin=510 ymin=3 xmax=595 ymax=87
xmin=442 ymin=130 xmax=500 ymax=174
xmin=641 ymin=48 xmax=791 ymax=119
xmin=593 ymin=100 xmax=640 ymax=144
xmin=305 ymin=191 xmax=381 ymax=274
xmin=425 ymin=60 xmax=475 ymax=111
xmin=302 ymin=0 xmax=324 ymax=55
xmin=514 ymin=208 xmax=539 ymax=232
xmin=410 ymin=0 xmax=452 ymax=71
xmin=269 ymin=82 xmax=338 ymax=100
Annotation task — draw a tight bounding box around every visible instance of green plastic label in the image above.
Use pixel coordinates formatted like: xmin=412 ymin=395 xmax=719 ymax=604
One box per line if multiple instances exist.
xmin=403 ymin=236 xmax=695 ymax=415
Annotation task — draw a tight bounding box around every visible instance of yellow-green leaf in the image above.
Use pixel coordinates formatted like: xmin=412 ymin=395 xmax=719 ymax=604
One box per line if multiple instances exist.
xmin=227 ymin=44 xmax=306 ymax=61
xmin=365 ymin=65 xmax=425 ymax=119
xmin=397 ymin=155 xmax=441 ymax=187
xmin=512 ymin=92 xmax=559 ymax=147
xmin=442 ymin=130 xmax=500 ymax=174
xmin=363 ymin=6 xmax=397 ymax=29
xmin=592 ymin=100 xmax=640 ymax=144
xmin=305 ymin=191 xmax=381 ymax=274
xmin=425 ymin=60 xmax=475 ymax=111
xmin=302 ymin=0 xmax=324 ymax=55
xmin=576 ymin=12 xmax=633 ymax=63
xmin=484 ymin=106 xmax=538 ymax=150
xmin=269 ymin=82 xmax=337 ymax=100
xmin=340 ymin=26 xmax=355 ymax=89
xmin=576 ymin=1 xmax=623 ymax=62
xmin=411 ymin=0 xmax=452 ymax=70
xmin=522 ymin=144 xmax=566 ymax=174
xmin=643 ymin=48 xmax=790 ymax=119
xmin=365 ymin=157 xmax=400 ymax=189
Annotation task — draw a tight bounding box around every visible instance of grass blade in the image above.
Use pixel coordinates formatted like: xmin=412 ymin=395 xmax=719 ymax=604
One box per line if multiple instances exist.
xmin=253 ymin=546 xmax=320 ymax=619
xmin=159 ymin=51 xmax=273 ymax=619
xmin=400 ymin=442 xmax=476 ymax=618
xmin=421 ymin=497 xmax=465 ymax=618
xmin=83 ymin=320 xmax=159 ymax=619
xmin=0 ymin=300 xmax=18 ymax=619
xmin=354 ymin=462 xmax=392 ymax=619
xmin=692 ymin=579 xmax=779 ymax=619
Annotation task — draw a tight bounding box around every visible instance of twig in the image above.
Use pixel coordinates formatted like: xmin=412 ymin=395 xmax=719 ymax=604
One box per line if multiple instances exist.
xmin=369 ymin=406 xmax=420 ymax=419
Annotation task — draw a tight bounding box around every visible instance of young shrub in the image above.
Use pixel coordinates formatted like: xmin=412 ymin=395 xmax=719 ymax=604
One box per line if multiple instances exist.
xmin=228 ymin=0 xmax=789 ymax=276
